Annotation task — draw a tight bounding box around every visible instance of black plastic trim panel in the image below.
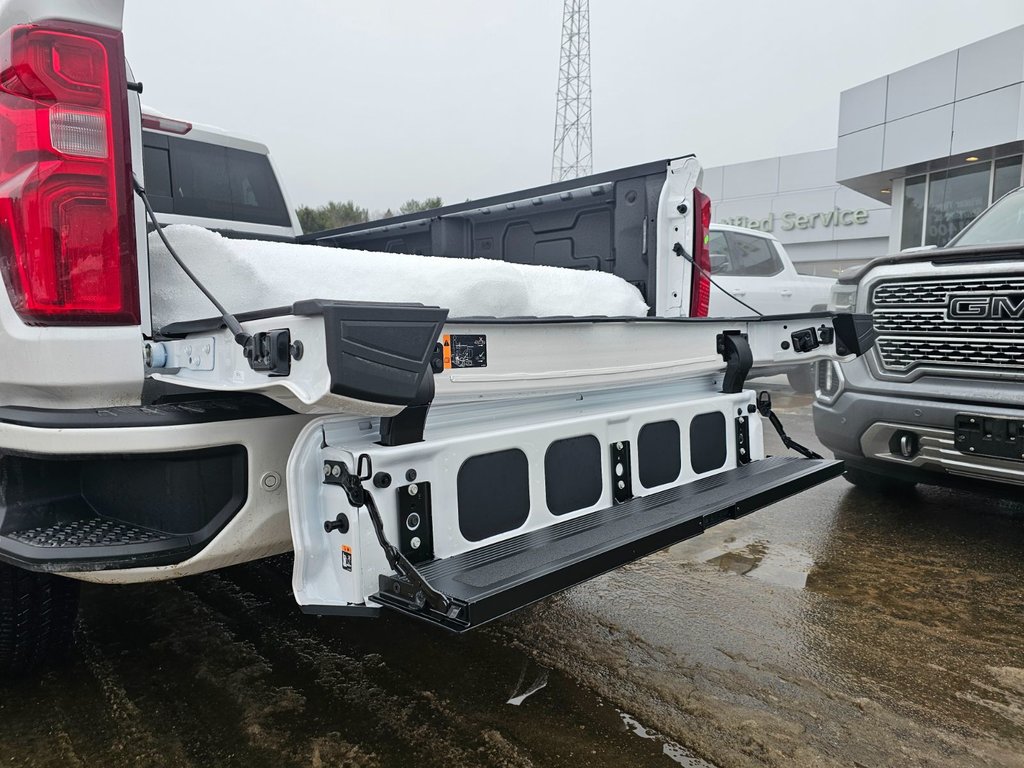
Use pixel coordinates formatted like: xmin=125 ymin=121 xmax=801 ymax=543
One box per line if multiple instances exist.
xmin=0 ymin=446 xmax=249 ymax=572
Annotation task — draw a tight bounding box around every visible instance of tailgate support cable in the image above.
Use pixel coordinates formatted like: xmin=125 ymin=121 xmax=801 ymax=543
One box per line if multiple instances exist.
xmin=333 ymin=456 xmax=454 ymax=615
xmin=133 ymin=175 xmax=253 ymax=351
xmin=756 ymin=391 xmax=823 ymax=460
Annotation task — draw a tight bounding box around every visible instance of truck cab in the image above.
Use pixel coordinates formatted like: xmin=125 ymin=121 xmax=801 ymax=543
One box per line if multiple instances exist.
xmin=139 ymin=111 xmax=302 ymax=240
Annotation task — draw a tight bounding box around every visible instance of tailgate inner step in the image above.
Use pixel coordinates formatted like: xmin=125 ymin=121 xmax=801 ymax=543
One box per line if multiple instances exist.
xmin=372 ymin=456 xmax=843 ymax=630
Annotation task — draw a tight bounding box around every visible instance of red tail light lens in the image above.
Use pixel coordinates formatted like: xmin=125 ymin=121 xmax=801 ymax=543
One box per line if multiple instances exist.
xmin=689 ymin=187 xmax=712 ymax=318
xmin=0 ymin=22 xmax=138 ymax=325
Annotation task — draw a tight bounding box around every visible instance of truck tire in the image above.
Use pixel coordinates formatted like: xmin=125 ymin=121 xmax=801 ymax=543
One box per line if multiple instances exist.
xmin=844 ymin=466 xmax=917 ymax=494
xmin=0 ymin=563 xmax=79 ymax=677
xmin=787 ymin=365 xmax=816 ymax=394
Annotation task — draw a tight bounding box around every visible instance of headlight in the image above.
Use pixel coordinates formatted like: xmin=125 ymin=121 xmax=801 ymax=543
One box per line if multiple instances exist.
xmin=829 ymin=283 xmax=859 ymax=313
xmin=814 ymin=360 xmax=845 ymax=404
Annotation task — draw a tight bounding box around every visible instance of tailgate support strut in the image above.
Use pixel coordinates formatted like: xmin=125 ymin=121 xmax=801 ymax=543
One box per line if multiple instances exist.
xmin=756 ymin=391 xmax=823 ymax=460
xmin=325 ymin=456 xmax=456 ymax=616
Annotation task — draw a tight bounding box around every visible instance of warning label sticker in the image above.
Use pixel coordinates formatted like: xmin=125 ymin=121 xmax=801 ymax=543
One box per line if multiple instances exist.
xmin=341 ymin=544 xmax=352 ymax=571
xmin=442 ymin=334 xmax=487 ymax=369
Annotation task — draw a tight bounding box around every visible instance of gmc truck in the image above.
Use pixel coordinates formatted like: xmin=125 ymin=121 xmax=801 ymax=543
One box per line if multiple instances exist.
xmin=814 ymin=185 xmax=1024 ymax=494
xmin=0 ymin=0 xmax=874 ymax=676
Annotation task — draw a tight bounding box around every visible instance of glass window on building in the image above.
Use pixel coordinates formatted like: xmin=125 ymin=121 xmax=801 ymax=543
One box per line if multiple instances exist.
xmin=925 ymin=164 xmax=991 ymax=247
xmin=901 ymin=175 xmax=926 ymax=250
xmin=993 ymin=156 xmax=1023 ymax=202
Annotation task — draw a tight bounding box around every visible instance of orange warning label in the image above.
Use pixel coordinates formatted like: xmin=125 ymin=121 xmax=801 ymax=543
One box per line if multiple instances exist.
xmin=441 ymin=334 xmax=487 ymax=369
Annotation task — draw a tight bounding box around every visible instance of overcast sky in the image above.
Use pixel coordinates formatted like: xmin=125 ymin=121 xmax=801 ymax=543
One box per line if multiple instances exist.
xmin=124 ymin=1 xmax=1024 ymax=211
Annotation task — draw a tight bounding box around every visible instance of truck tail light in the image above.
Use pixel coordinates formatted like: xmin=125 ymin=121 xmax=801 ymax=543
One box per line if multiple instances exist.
xmin=0 ymin=22 xmax=138 ymax=325
xmin=689 ymin=187 xmax=712 ymax=318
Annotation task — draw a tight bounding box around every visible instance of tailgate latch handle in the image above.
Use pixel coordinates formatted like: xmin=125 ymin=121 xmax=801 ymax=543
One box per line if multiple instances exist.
xmin=245 ymin=329 xmax=303 ymax=377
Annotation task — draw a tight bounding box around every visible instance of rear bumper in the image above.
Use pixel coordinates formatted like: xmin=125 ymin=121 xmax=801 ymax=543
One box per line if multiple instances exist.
xmin=813 ymin=391 xmax=1024 ymax=489
xmin=0 ymin=398 xmax=312 ymax=581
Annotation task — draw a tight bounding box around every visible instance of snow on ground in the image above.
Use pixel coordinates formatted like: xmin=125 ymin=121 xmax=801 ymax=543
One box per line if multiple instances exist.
xmin=149 ymin=225 xmax=649 ymax=330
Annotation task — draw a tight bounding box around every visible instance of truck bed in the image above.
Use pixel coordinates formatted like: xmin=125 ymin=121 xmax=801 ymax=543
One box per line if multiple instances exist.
xmin=298 ymin=159 xmax=686 ymax=309
xmin=149 ymin=224 xmax=650 ymax=331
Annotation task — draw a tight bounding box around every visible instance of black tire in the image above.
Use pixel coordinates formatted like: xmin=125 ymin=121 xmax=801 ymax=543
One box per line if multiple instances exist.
xmin=0 ymin=563 xmax=80 ymax=678
xmin=843 ymin=466 xmax=917 ymax=494
xmin=787 ymin=365 xmax=816 ymax=394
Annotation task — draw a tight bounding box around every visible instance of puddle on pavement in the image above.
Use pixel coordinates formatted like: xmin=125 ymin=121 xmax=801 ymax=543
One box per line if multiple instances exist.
xmin=619 ymin=711 xmax=718 ymax=768
xmin=690 ymin=534 xmax=815 ymax=590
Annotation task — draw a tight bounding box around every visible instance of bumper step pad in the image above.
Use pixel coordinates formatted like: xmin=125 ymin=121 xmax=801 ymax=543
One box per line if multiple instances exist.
xmin=372 ymin=456 xmax=842 ymax=631
xmin=7 ymin=518 xmax=175 ymax=548
xmin=2 ymin=517 xmax=192 ymax=571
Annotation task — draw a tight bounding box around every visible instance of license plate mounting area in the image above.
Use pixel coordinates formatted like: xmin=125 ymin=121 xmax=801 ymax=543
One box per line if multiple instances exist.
xmin=955 ymin=414 xmax=1024 ymax=462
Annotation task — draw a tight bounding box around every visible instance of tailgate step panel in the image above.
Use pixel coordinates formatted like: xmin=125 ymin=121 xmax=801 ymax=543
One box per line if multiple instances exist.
xmin=371 ymin=456 xmax=842 ymax=630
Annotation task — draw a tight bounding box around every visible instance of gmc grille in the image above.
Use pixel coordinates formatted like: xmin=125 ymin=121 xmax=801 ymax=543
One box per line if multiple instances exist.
xmin=871 ymin=275 xmax=1024 ymax=376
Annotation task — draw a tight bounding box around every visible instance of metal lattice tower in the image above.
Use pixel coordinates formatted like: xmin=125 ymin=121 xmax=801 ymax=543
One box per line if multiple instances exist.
xmin=551 ymin=0 xmax=592 ymax=182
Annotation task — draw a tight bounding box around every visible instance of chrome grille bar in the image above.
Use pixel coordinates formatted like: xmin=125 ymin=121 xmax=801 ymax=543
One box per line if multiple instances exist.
xmin=871 ymin=275 xmax=1024 ymax=377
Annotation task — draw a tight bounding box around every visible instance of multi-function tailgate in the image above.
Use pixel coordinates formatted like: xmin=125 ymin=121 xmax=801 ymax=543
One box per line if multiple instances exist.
xmin=151 ymin=302 xmax=874 ymax=628
xmin=151 ymin=301 xmax=876 ymax=419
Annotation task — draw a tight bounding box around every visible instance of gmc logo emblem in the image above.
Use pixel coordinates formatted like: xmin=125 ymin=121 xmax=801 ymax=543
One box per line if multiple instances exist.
xmin=947 ymin=293 xmax=1024 ymax=320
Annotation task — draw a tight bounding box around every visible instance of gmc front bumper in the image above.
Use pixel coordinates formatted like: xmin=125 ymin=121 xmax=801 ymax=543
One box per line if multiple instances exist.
xmin=813 ymin=391 xmax=1024 ymax=489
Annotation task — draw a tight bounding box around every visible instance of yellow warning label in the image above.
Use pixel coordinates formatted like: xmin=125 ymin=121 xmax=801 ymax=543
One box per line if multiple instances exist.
xmin=442 ymin=334 xmax=452 ymax=369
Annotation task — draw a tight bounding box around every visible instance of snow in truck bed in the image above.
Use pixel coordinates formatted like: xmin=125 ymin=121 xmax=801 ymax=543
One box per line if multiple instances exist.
xmin=149 ymin=225 xmax=649 ymax=330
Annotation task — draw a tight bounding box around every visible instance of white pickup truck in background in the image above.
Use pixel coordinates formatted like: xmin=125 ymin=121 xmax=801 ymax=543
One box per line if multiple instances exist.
xmin=707 ymin=224 xmax=834 ymax=317
xmin=0 ymin=0 xmax=874 ymax=677
xmin=708 ymin=224 xmax=835 ymax=391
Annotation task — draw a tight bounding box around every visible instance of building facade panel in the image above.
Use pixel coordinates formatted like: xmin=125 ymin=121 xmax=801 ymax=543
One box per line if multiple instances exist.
xmin=721 ymin=156 xmax=779 ymax=198
xmin=881 ymin=105 xmax=955 ymax=170
xmin=838 ymin=76 xmax=887 ymax=136
xmin=708 ymin=149 xmax=892 ymax=276
xmin=700 ymin=164 xmax=724 ymax=200
xmin=838 ymin=24 xmax=1024 ymax=252
xmin=955 ymin=25 xmax=1024 ymax=100
xmin=885 ymin=51 xmax=958 ymax=122
xmin=950 ymin=84 xmax=1024 ymax=154
xmin=836 ymin=125 xmax=885 ymax=181
xmin=778 ymin=149 xmax=836 ymax=192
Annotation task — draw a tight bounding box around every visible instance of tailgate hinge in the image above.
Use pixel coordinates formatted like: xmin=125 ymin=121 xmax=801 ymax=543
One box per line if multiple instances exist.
xmin=324 ymin=456 xmax=457 ymax=617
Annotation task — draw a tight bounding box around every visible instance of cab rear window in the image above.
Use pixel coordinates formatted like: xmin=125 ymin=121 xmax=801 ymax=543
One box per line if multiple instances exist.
xmin=142 ymin=131 xmax=291 ymax=228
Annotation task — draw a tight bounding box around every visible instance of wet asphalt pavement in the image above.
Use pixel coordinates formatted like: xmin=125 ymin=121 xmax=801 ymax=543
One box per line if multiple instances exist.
xmin=2 ymin=386 xmax=1024 ymax=767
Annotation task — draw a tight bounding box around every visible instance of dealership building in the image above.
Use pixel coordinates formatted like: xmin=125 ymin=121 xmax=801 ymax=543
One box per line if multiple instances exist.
xmin=705 ymin=24 xmax=1024 ymax=276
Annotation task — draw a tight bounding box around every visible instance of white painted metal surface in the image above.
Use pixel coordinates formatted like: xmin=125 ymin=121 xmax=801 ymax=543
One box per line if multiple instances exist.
xmin=288 ymin=381 xmax=764 ymax=612
xmin=153 ymin=313 xmax=855 ymax=414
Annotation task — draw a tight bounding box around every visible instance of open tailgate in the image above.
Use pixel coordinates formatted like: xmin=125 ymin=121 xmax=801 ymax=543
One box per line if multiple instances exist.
xmin=151 ymin=302 xmax=875 ymax=416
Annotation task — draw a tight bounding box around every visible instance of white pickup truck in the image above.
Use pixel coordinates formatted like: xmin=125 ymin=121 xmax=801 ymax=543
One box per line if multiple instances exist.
xmin=0 ymin=0 xmax=875 ymax=675
xmin=707 ymin=224 xmax=834 ymax=317
xmin=708 ymin=224 xmax=834 ymax=390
